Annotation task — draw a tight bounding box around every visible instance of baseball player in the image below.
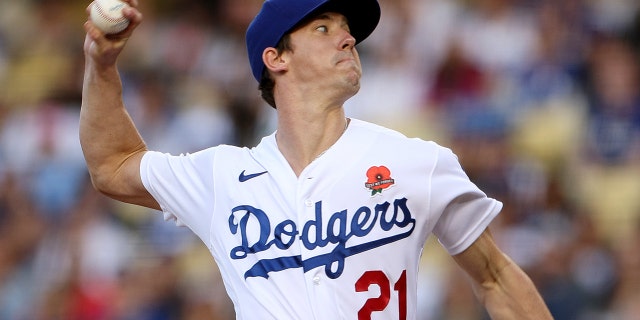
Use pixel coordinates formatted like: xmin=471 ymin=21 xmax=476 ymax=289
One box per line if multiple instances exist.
xmin=80 ymin=0 xmax=553 ymax=319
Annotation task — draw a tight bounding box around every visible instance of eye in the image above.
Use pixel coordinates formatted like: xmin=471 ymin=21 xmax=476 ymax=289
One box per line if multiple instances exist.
xmin=316 ymin=25 xmax=328 ymax=33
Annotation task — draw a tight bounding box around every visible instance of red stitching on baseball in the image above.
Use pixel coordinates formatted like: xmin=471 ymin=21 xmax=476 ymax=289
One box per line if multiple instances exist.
xmin=95 ymin=1 xmax=127 ymax=24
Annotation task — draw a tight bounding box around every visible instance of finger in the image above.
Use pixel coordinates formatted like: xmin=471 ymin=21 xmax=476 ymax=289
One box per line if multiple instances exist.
xmin=84 ymin=20 xmax=104 ymax=42
xmin=121 ymin=6 xmax=143 ymax=26
xmin=119 ymin=0 xmax=138 ymax=9
xmin=84 ymin=20 xmax=114 ymax=54
xmin=105 ymin=7 xmax=141 ymax=38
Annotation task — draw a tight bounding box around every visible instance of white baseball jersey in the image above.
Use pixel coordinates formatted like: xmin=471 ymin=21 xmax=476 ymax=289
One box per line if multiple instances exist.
xmin=140 ymin=118 xmax=501 ymax=320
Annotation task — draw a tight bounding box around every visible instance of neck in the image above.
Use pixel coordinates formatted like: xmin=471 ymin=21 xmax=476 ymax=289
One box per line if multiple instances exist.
xmin=272 ymin=75 xmax=356 ymax=176
xmin=276 ymin=113 xmax=349 ymax=176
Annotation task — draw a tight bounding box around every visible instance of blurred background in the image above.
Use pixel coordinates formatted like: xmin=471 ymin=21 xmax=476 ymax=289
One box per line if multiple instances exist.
xmin=0 ymin=0 xmax=639 ymax=319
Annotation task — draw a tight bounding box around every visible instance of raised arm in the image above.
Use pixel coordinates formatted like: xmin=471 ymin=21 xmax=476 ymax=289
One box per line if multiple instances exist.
xmin=80 ymin=0 xmax=159 ymax=210
xmin=453 ymin=228 xmax=553 ymax=319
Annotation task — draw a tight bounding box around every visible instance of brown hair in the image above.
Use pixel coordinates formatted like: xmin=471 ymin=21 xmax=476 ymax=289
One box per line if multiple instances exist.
xmin=258 ymin=34 xmax=293 ymax=109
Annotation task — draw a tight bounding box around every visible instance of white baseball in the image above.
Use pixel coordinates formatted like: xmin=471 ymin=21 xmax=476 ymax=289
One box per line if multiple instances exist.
xmin=90 ymin=0 xmax=131 ymax=34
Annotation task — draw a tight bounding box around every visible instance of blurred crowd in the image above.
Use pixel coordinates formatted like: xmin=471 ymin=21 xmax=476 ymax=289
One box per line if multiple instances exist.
xmin=0 ymin=0 xmax=639 ymax=319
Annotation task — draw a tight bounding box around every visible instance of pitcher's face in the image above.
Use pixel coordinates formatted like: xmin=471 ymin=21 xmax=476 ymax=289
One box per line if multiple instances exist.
xmin=285 ymin=12 xmax=362 ymax=93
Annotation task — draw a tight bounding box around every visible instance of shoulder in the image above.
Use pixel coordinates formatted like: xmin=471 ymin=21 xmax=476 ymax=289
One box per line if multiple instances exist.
xmin=349 ymin=118 xmax=407 ymax=137
xmin=349 ymin=118 xmax=447 ymax=153
xmin=143 ymin=144 xmax=248 ymax=161
xmin=142 ymin=144 xmax=257 ymax=176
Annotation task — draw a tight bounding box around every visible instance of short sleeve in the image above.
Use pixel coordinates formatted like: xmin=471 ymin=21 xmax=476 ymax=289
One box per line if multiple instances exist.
xmin=430 ymin=147 xmax=502 ymax=255
xmin=140 ymin=149 xmax=217 ymax=244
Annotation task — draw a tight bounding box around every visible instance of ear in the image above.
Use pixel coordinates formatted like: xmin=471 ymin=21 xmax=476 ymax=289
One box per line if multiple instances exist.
xmin=262 ymin=47 xmax=288 ymax=75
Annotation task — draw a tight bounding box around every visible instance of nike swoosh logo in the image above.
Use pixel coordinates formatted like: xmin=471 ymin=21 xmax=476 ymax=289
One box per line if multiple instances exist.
xmin=239 ymin=170 xmax=268 ymax=182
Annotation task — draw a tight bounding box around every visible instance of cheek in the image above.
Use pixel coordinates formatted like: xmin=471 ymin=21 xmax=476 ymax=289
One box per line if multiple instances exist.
xmin=351 ymin=52 xmax=363 ymax=75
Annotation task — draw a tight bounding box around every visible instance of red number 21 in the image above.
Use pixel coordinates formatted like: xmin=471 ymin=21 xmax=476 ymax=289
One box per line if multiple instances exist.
xmin=355 ymin=270 xmax=407 ymax=320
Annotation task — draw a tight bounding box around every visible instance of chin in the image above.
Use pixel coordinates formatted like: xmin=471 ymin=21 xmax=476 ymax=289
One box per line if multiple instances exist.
xmin=345 ymin=70 xmax=361 ymax=87
xmin=346 ymin=81 xmax=361 ymax=97
xmin=348 ymin=77 xmax=361 ymax=92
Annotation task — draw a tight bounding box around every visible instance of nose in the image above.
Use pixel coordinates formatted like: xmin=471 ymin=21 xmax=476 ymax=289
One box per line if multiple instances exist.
xmin=341 ymin=32 xmax=356 ymax=50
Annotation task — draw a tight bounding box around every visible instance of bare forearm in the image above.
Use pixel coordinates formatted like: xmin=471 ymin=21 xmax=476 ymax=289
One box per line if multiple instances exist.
xmin=80 ymin=61 xmax=147 ymax=184
xmin=79 ymin=2 xmax=158 ymax=209
xmin=454 ymin=230 xmax=553 ymax=320
xmin=475 ymin=257 xmax=553 ymax=320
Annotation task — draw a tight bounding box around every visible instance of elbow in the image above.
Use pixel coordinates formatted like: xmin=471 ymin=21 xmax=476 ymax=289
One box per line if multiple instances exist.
xmin=82 ymin=148 xmax=147 ymax=200
xmin=85 ymin=159 xmax=131 ymax=199
xmin=87 ymin=169 xmax=137 ymax=205
xmin=87 ymin=169 xmax=118 ymax=198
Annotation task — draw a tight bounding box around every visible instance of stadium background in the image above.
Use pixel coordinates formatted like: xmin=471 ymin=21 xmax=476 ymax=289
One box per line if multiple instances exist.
xmin=0 ymin=0 xmax=639 ymax=319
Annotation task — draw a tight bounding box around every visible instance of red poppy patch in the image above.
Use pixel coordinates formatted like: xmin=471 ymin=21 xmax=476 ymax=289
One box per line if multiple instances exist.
xmin=365 ymin=166 xmax=395 ymax=196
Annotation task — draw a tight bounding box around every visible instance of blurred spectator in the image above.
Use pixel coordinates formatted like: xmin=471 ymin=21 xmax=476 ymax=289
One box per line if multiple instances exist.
xmin=456 ymin=0 xmax=538 ymax=75
xmin=581 ymin=36 xmax=640 ymax=166
xmin=0 ymin=171 xmax=46 ymax=319
xmin=574 ymin=35 xmax=640 ymax=246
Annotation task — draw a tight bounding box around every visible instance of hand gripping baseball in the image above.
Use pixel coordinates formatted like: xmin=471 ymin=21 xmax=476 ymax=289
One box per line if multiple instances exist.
xmin=83 ymin=0 xmax=142 ymax=67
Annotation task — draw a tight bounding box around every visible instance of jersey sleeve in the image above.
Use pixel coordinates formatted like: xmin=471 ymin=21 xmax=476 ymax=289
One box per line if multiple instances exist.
xmin=430 ymin=146 xmax=502 ymax=255
xmin=140 ymin=149 xmax=216 ymax=244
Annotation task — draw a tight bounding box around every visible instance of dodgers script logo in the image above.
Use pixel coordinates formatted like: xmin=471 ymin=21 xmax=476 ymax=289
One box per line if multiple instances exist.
xmin=228 ymin=198 xmax=415 ymax=280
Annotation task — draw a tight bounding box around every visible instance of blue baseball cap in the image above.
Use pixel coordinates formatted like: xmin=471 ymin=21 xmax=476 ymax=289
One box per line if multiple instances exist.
xmin=246 ymin=0 xmax=381 ymax=82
